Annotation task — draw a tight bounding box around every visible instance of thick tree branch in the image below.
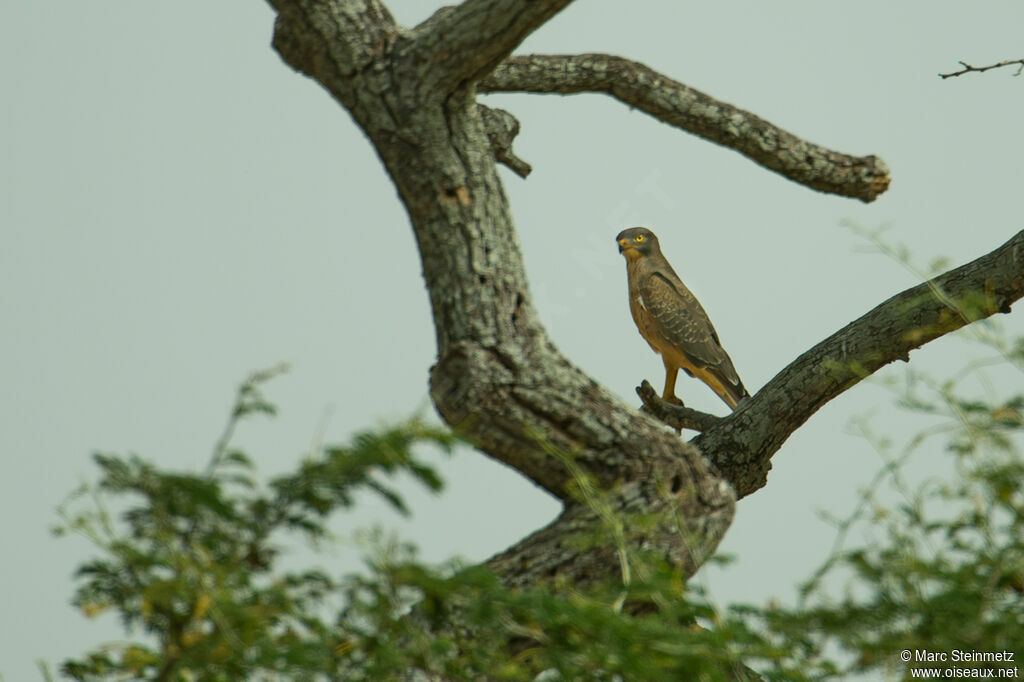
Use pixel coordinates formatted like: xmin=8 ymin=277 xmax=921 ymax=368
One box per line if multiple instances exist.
xmin=269 ymin=0 xmax=398 ymax=78
xmin=939 ymin=58 xmax=1024 ymax=79
xmin=480 ymin=54 xmax=891 ymax=203
xmin=485 ymin=481 xmax=734 ymax=589
xmin=691 ymin=229 xmax=1024 ymax=498
xmin=411 ymin=0 xmax=574 ymax=92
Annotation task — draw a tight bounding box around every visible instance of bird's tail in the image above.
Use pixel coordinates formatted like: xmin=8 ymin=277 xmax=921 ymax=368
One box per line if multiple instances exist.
xmin=720 ymin=378 xmax=749 ymax=410
xmin=708 ymin=366 xmax=749 ymax=409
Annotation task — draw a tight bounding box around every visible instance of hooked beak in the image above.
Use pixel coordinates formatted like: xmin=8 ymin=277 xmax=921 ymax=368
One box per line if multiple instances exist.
xmin=617 ymin=238 xmax=634 ymax=254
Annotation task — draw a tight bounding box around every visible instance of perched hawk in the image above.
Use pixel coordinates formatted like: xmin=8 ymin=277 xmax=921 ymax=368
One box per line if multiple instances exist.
xmin=616 ymin=227 xmax=749 ymax=410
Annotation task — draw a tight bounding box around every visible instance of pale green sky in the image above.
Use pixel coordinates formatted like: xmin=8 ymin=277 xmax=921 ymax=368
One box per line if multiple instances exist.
xmin=3 ymin=2 xmax=1023 ymax=679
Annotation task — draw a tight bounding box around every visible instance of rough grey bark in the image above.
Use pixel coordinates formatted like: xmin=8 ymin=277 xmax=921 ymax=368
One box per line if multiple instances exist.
xmin=264 ymin=0 xmax=1017 ymax=601
xmin=480 ymin=54 xmax=891 ymax=202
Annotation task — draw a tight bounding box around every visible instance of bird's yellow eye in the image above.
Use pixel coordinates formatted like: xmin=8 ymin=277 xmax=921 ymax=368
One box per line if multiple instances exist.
xmin=635 ymin=235 xmax=645 ymax=242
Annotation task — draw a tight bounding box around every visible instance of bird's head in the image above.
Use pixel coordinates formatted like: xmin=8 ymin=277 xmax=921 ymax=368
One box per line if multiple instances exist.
xmin=616 ymin=227 xmax=659 ymax=261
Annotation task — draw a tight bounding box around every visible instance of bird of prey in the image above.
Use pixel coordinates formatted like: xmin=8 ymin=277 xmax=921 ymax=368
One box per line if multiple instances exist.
xmin=616 ymin=227 xmax=749 ymax=410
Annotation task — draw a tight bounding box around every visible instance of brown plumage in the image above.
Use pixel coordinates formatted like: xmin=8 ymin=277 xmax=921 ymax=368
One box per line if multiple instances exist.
xmin=616 ymin=226 xmax=749 ymax=410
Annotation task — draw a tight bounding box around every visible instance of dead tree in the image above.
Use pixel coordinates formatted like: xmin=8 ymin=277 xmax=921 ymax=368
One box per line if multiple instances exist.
xmin=265 ymin=0 xmax=1023 ymax=596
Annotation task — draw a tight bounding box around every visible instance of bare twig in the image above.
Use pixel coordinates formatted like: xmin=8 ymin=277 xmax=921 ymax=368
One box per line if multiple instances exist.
xmin=636 ymin=380 xmax=722 ymax=433
xmin=939 ymin=58 xmax=1024 ymax=79
xmin=481 ymin=54 xmax=891 ymax=202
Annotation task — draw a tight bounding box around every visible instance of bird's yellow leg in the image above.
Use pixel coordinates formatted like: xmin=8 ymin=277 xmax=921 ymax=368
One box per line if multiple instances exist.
xmin=661 ymin=361 xmax=683 ymax=405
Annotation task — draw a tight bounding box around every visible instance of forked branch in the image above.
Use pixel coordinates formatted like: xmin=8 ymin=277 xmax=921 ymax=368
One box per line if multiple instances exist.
xmin=480 ymin=54 xmax=891 ymax=202
xmin=411 ymin=0 xmax=574 ymax=92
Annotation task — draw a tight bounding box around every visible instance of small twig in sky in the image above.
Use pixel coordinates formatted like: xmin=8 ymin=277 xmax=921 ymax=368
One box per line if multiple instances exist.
xmin=939 ymin=58 xmax=1024 ymax=79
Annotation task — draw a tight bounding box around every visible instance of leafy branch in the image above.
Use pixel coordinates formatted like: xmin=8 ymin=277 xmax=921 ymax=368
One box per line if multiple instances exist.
xmin=56 ymin=371 xmax=457 ymax=681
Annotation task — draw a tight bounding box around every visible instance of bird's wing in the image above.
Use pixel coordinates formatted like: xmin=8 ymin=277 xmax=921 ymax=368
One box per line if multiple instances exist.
xmin=638 ymin=271 xmax=741 ymax=383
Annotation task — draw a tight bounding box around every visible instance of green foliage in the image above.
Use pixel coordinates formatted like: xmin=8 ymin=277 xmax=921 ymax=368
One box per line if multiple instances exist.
xmin=744 ymin=430 xmax=1024 ymax=678
xmin=58 ymin=283 xmax=1024 ymax=680
xmin=805 ymin=437 xmax=1016 ymax=673
xmin=56 ymin=366 xmax=456 ymax=681
xmin=737 ymin=226 xmax=1024 ymax=679
xmin=55 ymin=366 xmax=793 ymax=681
xmin=333 ymin=546 xmax=794 ymax=681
